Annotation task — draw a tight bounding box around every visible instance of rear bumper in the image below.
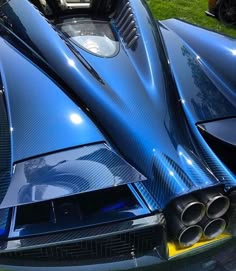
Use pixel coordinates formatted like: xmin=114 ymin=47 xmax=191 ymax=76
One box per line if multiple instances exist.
xmin=1 ymin=237 xmax=236 ymax=271
xmin=1 ymin=214 xmax=236 ymax=271
xmin=0 ymin=214 xmax=167 ymax=270
xmin=0 ymin=255 xmax=161 ymax=271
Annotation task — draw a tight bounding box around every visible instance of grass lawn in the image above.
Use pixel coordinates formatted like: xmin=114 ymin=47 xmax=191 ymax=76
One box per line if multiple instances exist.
xmin=148 ymin=0 xmax=236 ymax=38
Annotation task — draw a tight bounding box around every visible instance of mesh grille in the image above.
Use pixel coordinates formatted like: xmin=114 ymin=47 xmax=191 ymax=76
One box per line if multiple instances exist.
xmin=0 ymin=226 xmax=163 ymax=266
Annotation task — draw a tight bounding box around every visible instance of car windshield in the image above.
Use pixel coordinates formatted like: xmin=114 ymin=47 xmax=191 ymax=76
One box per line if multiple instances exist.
xmin=58 ymin=20 xmax=119 ymax=57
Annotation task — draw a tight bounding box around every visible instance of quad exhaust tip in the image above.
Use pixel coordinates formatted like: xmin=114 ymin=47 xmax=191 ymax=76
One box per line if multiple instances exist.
xmin=203 ymin=218 xmax=226 ymax=240
xmin=168 ymin=215 xmax=203 ymax=248
xmin=181 ymin=201 xmax=205 ymax=226
xmin=206 ymin=194 xmax=230 ymax=219
xmin=178 ymin=225 xmax=203 ymax=248
xmin=175 ymin=196 xmax=205 ymax=226
xmin=197 ymin=191 xmax=230 ymax=219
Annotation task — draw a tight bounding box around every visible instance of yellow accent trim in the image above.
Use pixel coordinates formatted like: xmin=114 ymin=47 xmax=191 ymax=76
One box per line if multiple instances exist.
xmin=168 ymin=233 xmax=232 ymax=258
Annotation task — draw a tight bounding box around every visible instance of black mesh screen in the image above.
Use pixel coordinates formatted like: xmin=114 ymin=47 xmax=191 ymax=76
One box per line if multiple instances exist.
xmin=0 ymin=226 xmax=164 ymax=266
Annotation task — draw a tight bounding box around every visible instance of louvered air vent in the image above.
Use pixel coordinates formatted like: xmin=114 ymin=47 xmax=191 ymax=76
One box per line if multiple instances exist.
xmin=114 ymin=1 xmax=139 ymax=49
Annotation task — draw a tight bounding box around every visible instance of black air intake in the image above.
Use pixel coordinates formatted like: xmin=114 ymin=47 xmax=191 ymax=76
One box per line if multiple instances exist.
xmin=14 ymin=186 xmax=149 ymax=237
xmin=198 ymin=118 xmax=236 ymax=175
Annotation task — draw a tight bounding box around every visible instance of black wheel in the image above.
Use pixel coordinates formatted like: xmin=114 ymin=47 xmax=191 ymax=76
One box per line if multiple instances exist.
xmin=217 ymin=0 xmax=236 ymax=26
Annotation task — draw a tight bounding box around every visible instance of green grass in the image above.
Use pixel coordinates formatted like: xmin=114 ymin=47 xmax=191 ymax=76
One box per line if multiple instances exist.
xmin=148 ymin=0 xmax=236 ymax=38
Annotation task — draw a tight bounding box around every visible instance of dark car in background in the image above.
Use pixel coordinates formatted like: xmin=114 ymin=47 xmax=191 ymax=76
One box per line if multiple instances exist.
xmin=207 ymin=0 xmax=236 ymax=25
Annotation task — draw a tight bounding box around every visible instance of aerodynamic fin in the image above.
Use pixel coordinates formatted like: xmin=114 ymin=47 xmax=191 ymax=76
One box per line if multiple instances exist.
xmin=0 ymin=143 xmax=147 ymax=209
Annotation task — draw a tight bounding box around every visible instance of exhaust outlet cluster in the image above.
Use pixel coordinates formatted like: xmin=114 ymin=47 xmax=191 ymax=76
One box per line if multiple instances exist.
xmin=167 ymin=190 xmax=230 ymax=248
xmin=198 ymin=191 xmax=230 ymax=219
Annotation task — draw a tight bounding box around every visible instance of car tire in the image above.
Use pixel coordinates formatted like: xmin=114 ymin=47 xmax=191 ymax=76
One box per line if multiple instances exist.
xmin=217 ymin=0 xmax=236 ymax=26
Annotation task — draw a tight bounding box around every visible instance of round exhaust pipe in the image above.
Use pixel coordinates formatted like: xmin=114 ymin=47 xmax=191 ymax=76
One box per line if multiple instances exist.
xmin=178 ymin=225 xmax=203 ymax=248
xmin=197 ymin=191 xmax=230 ymax=219
xmin=201 ymin=218 xmax=226 ymax=240
xmin=174 ymin=195 xmax=205 ymax=226
xmin=168 ymin=216 xmax=203 ymax=248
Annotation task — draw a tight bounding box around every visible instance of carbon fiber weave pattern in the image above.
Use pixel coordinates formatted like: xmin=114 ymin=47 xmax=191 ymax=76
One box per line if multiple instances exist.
xmin=0 ymin=225 xmax=164 ymax=266
xmin=135 ymin=182 xmax=160 ymax=211
xmin=0 ymin=143 xmax=146 ymax=208
xmin=0 ymin=214 xmax=164 ymax=252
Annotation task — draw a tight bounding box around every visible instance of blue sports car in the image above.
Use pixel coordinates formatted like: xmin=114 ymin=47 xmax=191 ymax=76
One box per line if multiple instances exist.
xmin=0 ymin=0 xmax=235 ymax=270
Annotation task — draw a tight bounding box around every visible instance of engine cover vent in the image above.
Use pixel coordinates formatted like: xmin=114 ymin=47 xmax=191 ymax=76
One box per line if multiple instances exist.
xmin=114 ymin=0 xmax=139 ymax=48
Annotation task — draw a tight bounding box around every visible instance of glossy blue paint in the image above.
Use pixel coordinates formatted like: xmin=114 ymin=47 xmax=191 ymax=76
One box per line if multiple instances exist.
xmin=159 ymin=19 xmax=236 ymax=186
xmin=0 ymin=0 xmax=236 ymax=268
xmin=159 ymin=19 xmax=236 ymax=123
xmin=0 ymin=37 xmax=104 ymax=162
xmin=0 ymin=0 xmax=235 ymax=210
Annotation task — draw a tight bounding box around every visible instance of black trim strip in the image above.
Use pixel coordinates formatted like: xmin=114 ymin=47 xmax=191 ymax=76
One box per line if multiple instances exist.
xmin=0 ymin=76 xmax=12 ymax=203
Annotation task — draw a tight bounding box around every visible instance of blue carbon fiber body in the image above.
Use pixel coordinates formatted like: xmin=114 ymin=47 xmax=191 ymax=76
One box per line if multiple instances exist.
xmin=159 ymin=19 xmax=236 ymax=188
xmin=0 ymin=35 xmax=104 ymax=162
xmin=0 ymin=0 xmax=235 ymax=210
xmin=0 ymin=1 xmax=235 ymax=269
